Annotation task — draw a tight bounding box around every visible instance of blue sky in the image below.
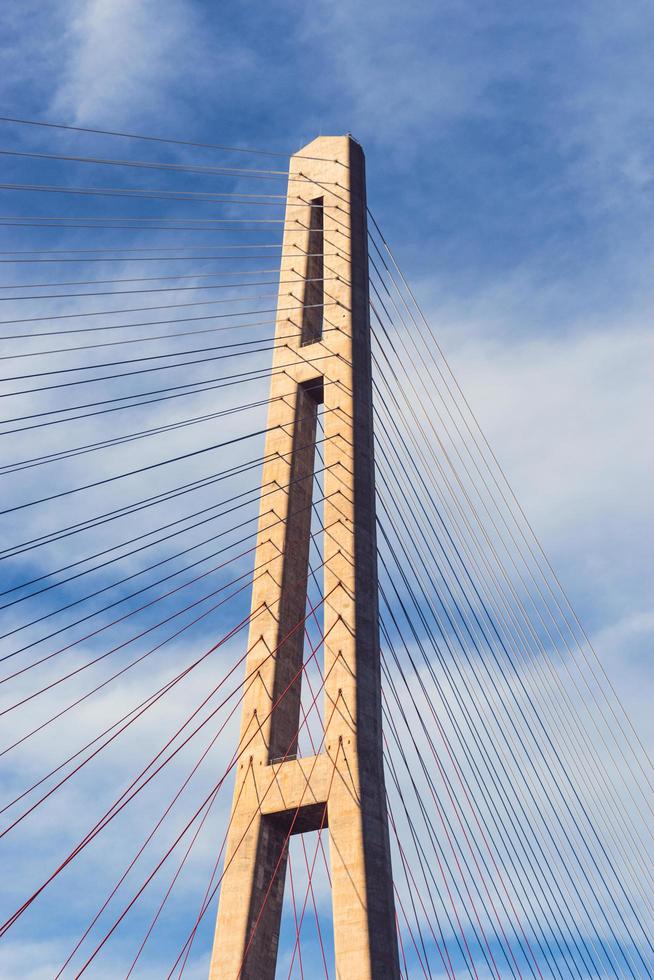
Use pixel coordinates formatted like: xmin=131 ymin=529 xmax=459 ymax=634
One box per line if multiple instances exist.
xmin=0 ymin=1 xmax=653 ymax=976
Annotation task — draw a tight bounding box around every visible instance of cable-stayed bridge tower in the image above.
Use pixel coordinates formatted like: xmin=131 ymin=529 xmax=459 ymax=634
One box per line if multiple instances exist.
xmin=0 ymin=116 xmax=651 ymax=980
xmin=209 ymin=136 xmax=400 ymax=978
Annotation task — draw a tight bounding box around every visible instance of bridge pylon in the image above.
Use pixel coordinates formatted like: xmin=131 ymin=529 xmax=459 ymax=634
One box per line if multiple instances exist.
xmin=208 ymin=136 xmax=399 ymax=980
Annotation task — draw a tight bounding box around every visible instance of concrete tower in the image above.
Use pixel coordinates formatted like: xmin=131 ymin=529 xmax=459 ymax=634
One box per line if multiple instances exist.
xmin=209 ymin=136 xmax=399 ymax=980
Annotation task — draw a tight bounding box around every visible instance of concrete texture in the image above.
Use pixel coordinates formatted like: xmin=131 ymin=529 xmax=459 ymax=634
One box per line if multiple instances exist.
xmin=208 ymin=136 xmax=399 ymax=980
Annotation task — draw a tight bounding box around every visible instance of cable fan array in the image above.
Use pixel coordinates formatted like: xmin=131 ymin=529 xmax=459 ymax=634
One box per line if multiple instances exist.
xmin=368 ymin=217 xmax=654 ymax=978
xmin=0 ymin=117 xmax=338 ymax=977
xmin=0 ymin=114 xmax=650 ymax=979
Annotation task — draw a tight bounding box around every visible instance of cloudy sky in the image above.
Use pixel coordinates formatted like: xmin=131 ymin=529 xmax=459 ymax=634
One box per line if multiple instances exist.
xmin=0 ymin=1 xmax=652 ymax=977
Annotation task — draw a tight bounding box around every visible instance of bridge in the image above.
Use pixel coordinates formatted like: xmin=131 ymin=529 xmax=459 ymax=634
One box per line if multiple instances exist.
xmin=0 ymin=120 xmax=651 ymax=978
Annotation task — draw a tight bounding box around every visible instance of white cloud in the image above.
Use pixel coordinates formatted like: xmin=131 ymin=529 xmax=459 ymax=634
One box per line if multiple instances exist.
xmin=446 ymin=320 xmax=654 ymax=562
xmin=51 ymin=0 xmax=195 ymax=126
xmin=0 ymin=0 xmax=256 ymax=134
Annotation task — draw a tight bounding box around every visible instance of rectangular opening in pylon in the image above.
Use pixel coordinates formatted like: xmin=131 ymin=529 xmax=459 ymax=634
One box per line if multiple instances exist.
xmin=269 ymin=379 xmax=324 ymax=765
xmin=301 ymin=197 xmax=324 ymax=346
xmin=297 ymin=395 xmax=326 ymax=758
xmin=276 ymin=829 xmax=334 ymax=977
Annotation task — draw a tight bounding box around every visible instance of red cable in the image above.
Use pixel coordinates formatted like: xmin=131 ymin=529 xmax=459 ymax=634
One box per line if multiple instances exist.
xmin=169 ymin=614 xmax=341 ymax=979
xmin=300 ymin=628 xmax=332 ymax=956
xmin=169 ymin=528 xmax=349 ymax=979
xmin=285 ymin=801 xmax=329 ymax=980
xmin=56 ymin=640 xmax=266 ymax=977
xmin=238 ymin=737 xmax=342 ymax=979
xmin=250 ymin=612 xmax=331 ymax=978
xmin=172 ymin=579 xmax=336 ymax=979
xmin=299 ymin=631 xmax=333 ymax=890
xmin=175 ymin=753 xmax=253 ymax=978
xmin=0 ymin=561 xmax=267 ymax=760
xmin=393 ymin=662 xmax=542 ymax=978
xmin=1 ymin=594 xmax=268 ymax=835
xmin=83 ymin=612 xmax=340 ymax=978
xmin=298 ymin=832 xmax=330 ymax=979
xmin=0 ymin=577 xmax=271 ymax=839
xmin=74 ymin=756 xmax=237 ymax=977
xmin=169 ymin=512 xmax=347 ymax=980
xmin=124 ymin=753 xmax=229 ymax=978
xmin=387 ymin=711 xmax=501 ymax=980
xmin=391 ymin=882 xmax=430 ymax=980
xmin=0 ymin=602 xmax=261 ymax=938
xmin=2 ymin=519 xmax=337 ymax=785
xmin=395 ymin=909 xmax=410 ymax=979
xmin=227 ymin=567 xmax=354 ymax=975
xmin=0 ymin=538 xmax=261 ymax=687
xmin=287 ymin=850 xmax=305 ymax=980
xmin=0 ymin=616 xmax=252 ymax=819
xmin=301 ymin=547 xmax=340 ymax=886
xmin=384 ymin=726 xmax=472 ymax=977
xmin=386 ymin=791 xmax=456 ymax=980
xmin=380 ymin=645 xmax=529 ymax=973
xmin=0 ymin=551 xmax=269 ymax=718
xmin=66 ymin=590 xmax=339 ymax=975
